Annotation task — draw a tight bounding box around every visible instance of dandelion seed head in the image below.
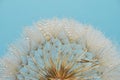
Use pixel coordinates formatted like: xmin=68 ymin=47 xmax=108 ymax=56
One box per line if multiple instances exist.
xmin=0 ymin=18 xmax=120 ymax=80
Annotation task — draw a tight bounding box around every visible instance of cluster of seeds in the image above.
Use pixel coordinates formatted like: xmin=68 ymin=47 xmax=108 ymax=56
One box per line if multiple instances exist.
xmin=0 ymin=19 xmax=120 ymax=80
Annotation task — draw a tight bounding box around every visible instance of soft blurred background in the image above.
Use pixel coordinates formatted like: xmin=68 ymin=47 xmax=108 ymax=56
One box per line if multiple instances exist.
xmin=0 ymin=0 xmax=120 ymax=56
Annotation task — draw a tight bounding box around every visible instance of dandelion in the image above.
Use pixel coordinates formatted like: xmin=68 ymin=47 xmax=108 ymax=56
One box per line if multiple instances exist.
xmin=0 ymin=18 xmax=120 ymax=80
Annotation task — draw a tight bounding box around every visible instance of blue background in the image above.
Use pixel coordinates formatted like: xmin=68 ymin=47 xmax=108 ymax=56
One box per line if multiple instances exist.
xmin=0 ymin=0 xmax=120 ymax=56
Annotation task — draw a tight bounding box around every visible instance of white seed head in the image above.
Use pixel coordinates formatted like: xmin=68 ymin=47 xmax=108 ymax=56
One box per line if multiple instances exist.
xmin=0 ymin=18 xmax=120 ymax=80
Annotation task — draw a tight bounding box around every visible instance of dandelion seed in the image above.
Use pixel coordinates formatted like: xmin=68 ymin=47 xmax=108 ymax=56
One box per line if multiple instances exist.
xmin=0 ymin=18 xmax=120 ymax=80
